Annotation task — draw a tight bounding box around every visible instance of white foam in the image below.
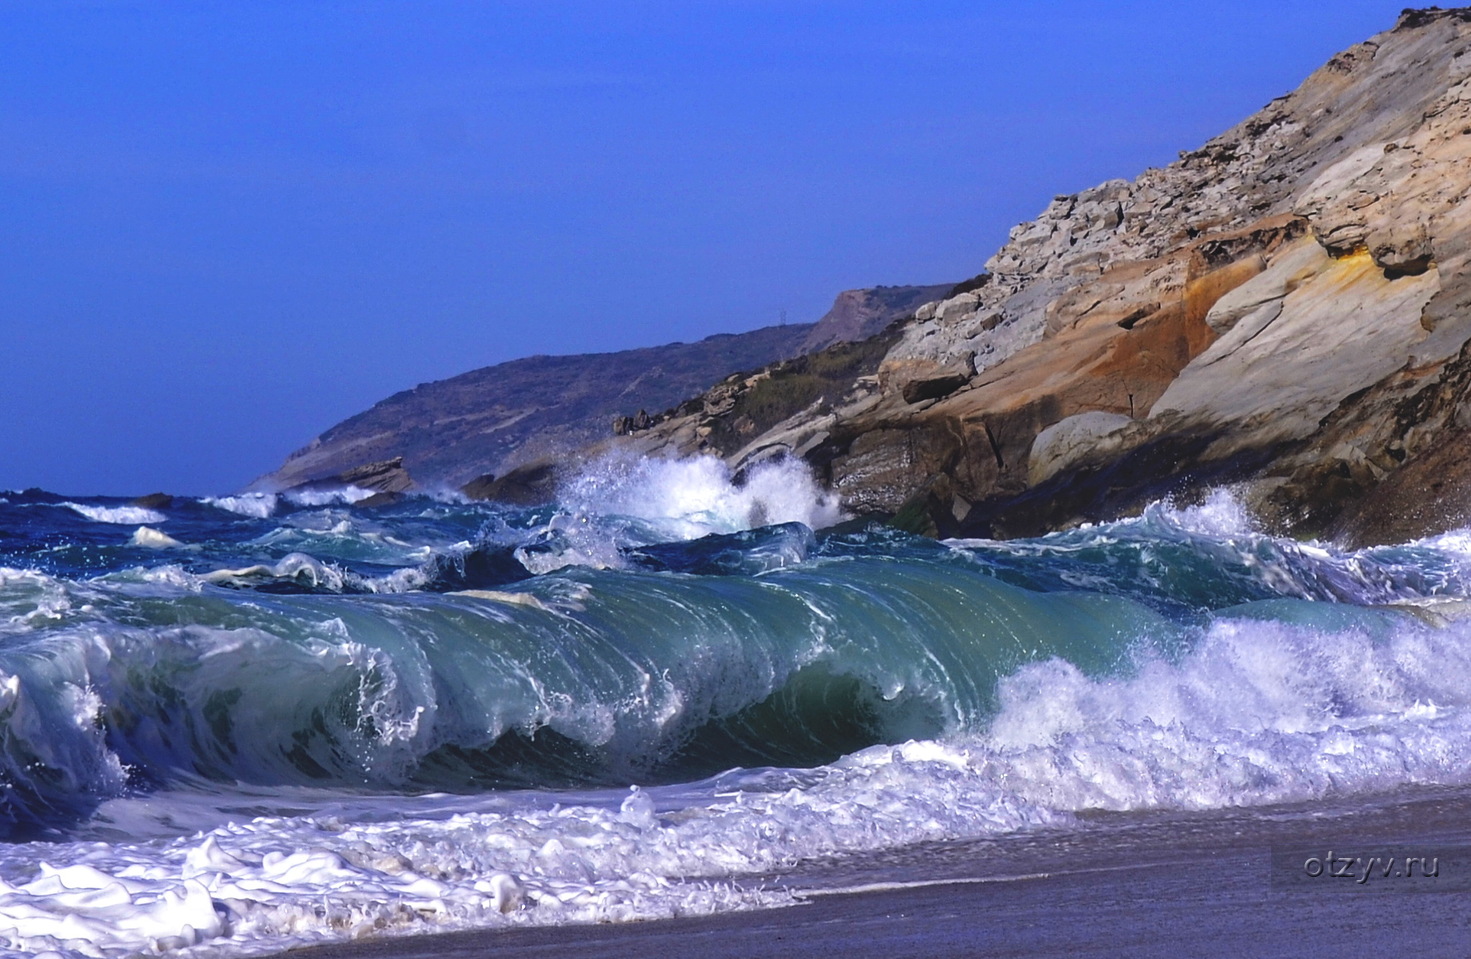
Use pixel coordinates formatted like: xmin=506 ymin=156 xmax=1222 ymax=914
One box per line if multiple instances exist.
xmin=130 ymin=527 xmax=186 ymax=549
xmin=0 ymin=569 xmax=75 ymax=630
xmin=284 ymin=486 xmax=378 ymax=507
xmin=62 ymin=503 xmax=166 ymax=525
xmin=202 ymin=493 xmax=278 ymax=519
xmin=976 ymin=612 xmax=1471 ymax=810
xmin=202 ymin=552 xmax=350 ymax=592
xmin=1157 ymin=487 xmax=1258 ymax=537
xmin=558 ymin=453 xmax=843 ymax=543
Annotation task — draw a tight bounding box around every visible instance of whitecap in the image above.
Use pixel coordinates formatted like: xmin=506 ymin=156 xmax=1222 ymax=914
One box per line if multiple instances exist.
xmin=284 ymin=486 xmax=378 ymax=507
xmin=202 ymin=492 xmax=278 ymax=519
xmin=62 ymin=502 xmax=166 ymax=525
xmin=560 ymin=453 xmax=842 ymax=540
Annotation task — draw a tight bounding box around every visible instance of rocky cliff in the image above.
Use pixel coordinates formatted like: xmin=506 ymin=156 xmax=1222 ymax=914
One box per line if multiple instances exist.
xmin=620 ymin=8 xmax=1471 ymax=546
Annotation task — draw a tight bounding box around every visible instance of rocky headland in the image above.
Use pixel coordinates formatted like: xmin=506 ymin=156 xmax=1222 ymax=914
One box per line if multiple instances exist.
xmin=261 ymin=8 xmax=1471 ymax=548
xmin=252 ymin=285 xmax=947 ymax=496
xmin=609 ymin=7 xmax=1471 ymax=546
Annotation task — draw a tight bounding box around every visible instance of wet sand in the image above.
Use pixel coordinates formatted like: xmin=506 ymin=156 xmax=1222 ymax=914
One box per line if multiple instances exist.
xmin=282 ymin=787 xmax=1471 ymax=959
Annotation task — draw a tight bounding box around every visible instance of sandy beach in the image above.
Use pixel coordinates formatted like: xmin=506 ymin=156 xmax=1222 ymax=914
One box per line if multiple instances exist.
xmin=280 ymin=785 xmax=1471 ymax=959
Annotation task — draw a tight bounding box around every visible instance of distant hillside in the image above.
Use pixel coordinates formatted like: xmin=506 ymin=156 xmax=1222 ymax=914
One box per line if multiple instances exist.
xmin=252 ymin=279 xmax=955 ymax=493
xmin=800 ymin=284 xmax=953 ymax=353
xmin=253 ymin=324 xmax=814 ymax=491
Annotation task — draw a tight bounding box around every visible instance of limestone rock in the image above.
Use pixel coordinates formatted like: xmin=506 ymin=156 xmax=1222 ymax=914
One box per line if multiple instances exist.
xmin=881 ymin=11 xmax=1471 ymax=402
xmin=287 ymin=457 xmax=414 ymax=497
xmin=901 ymin=354 xmax=975 ymax=404
xmin=1202 ymin=239 xmax=1326 ymax=334
xmin=1152 ymin=246 xmax=1441 ymax=451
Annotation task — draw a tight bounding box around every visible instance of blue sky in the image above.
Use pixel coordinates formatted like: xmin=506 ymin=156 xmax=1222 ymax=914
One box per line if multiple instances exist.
xmin=1 ymin=1 xmax=1410 ymax=494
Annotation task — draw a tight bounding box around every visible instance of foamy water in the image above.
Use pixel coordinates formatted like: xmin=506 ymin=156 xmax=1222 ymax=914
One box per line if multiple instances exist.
xmin=2 ymin=472 xmax=1471 ymax=957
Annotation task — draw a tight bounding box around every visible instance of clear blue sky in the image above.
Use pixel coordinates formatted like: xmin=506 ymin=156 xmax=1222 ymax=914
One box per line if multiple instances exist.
xmin=1 ymin=1 xmax=1411 ymax=495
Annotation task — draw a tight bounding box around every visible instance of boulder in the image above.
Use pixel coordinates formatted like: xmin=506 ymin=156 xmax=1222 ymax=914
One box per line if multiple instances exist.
xmin=331 ymin=457 xmax=414 ymax=493
xmin=1028 ymin=412 xmax=1138 ymax=486
xmin=460 ymin=461 xmax=560 ymax=506
xmin=901 ymin=353 xmax=975 ymax=404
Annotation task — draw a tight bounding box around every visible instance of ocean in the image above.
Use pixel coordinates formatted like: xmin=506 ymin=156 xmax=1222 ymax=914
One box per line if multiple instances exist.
xmin=2 ymin=453 xmax=1471 ymax=957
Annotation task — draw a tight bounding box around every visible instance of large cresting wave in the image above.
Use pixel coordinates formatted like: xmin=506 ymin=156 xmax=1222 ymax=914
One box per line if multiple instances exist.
xmin=6 ymin=476 xmax=1471 ymax=955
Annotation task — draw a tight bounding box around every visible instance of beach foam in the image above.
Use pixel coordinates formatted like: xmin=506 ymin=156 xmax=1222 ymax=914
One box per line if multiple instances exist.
xmin=7 ymin=610 xmax=1471 ymax=957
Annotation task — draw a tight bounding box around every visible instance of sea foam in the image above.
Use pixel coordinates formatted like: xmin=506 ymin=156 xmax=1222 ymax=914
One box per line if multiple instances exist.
xmin=8 ymin=483 xmax=1471 ymax=957
xmin=283 ymin=486 xmax=378 ymax=507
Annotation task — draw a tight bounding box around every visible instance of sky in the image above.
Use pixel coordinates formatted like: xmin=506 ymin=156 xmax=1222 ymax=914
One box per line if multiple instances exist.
xmin=0 ymin=0 xmax=1415 ymax=495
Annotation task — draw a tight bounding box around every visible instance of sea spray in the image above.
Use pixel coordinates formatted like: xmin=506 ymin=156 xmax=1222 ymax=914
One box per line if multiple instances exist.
xmin=557 ymin=452 xmax=844 ymax=541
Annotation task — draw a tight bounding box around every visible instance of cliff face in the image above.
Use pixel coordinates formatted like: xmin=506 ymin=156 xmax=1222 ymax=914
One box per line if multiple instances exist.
xmin=624 ymin=8 xmax=1471 ymax=545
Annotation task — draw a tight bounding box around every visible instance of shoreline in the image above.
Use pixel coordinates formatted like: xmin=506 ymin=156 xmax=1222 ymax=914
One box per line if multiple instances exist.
xmin=280 ymin=785 xmax=1471 ymax=959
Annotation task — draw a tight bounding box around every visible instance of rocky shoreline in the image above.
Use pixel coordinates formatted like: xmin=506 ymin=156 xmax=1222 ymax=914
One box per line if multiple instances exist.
xmin=608 ymin=7 xmax=1471 ymax=546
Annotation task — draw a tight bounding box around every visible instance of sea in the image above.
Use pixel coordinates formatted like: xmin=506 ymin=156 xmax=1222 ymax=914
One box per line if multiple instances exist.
xmin=3 ymin=453 xmax=1471 ymax=957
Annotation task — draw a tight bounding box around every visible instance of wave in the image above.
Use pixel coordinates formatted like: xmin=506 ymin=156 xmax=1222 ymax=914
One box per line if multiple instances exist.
xmin=283 ymin=486 xmax=379 ymax=507
xmin=248 ymin=514 xmax=437 ymax=568
xmin=201 ymin=493 xmax=278 ymax=519
xmin=61 ymin=502 xmax=167 ymax=525
xmin=8 ymin=488 xmax=1471 ymax=835
xmin=9 ymin=478 xmax=1471 ymax=956
xmin=950 ymin=490 xmax=1471 ymax=614
xmin=6 ymin=604 xmax=1471 ymax=957
xmin=0 ymin=556 xmax=1175 ymax=833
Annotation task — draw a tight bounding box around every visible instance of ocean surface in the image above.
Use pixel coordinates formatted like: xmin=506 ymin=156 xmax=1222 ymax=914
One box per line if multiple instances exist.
xmin=3 ymin=454 xmax=1471 ymax=957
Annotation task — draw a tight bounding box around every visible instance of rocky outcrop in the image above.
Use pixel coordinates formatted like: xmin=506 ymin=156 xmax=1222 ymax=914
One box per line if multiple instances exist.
xmin=287 ymin=457 xmax=415 ymax=496
xmin=460 ymin=461 xmax=560 ymax=505
xmin=622 ymin=8 xmax=1471 ymax=545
